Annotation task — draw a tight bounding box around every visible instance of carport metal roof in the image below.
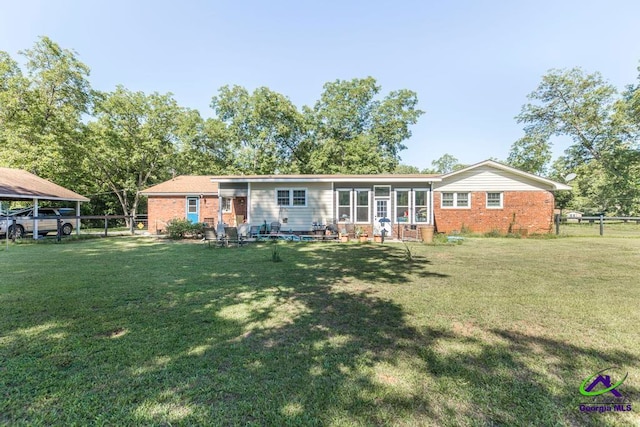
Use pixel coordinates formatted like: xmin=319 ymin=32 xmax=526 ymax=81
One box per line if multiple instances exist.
xmin=0 ymin=167 xmax=89 ymax=203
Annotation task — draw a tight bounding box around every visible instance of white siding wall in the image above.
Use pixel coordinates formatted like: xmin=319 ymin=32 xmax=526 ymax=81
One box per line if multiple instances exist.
xmin=249 ymin=182 xmax=333 ymax=231
xmin=434 ymin=166 xmax=552 ymax=192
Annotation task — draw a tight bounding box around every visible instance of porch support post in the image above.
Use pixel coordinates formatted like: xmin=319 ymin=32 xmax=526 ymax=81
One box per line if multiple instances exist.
xmin=76 ymin=201 xmax=81 ymax=235
xmin=247 ymin=183 xmax=251 ymax=224
xmin=33 ymin=198 xmax=39 ymax=239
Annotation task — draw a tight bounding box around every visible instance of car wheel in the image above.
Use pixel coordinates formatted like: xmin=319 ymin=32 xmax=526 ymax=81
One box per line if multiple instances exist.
xmin=61 ymin=223 xmax=73 ymax=235
xmin=8 ymin=224 xmax=24 ymax=239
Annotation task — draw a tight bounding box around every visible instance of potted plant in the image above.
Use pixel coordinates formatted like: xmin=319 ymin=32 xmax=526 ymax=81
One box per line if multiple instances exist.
xmin=372 ymin=224 xmax=382 ymax=243
xmin=355 ymin=226 xmax=368 ymax=243
xmin=339 ymin=228 xmax=349 ymax=243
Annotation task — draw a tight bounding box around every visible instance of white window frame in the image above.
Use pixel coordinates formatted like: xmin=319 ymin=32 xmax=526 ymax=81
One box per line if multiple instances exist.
xmin=355 ymin=189 xmax=370 ymax=224
xmin=275 ymin=188 xmax=307 ymax=207
xmin=336 ymin=188 xmax=352 ymax=222
xmin=374 ymin=185 xmax=391 ymax=198
xmin=486 ymin=192 xmax=503 ymax=209
xmin=394 ymin=188 xmax=411 ymax=224
xmin=413 ymin=188 xmax=430 ymax=224
xmin=187 ymin=197 xmax=198 ymax=214
xmin=221 ymin=197 xmax=232 ymax=213
xmin=441 ymin=192 xmax=471 ymax=209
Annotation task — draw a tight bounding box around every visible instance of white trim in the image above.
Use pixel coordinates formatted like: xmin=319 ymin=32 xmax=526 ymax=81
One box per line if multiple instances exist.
xmin=374 ymin=185 xmax=392 ymax=198
xmin=486 ymin=192 xmax=503 ymax=209
xmin=413 ymin=188 xmax=430 ymax=224
xmin=275 ymin=187 xmax=307 ymax=208
xmin=215 ymin=176 xmax=441 ymax=184
xmin=336 ymin=188 xmax=352 ymax=222
xmin=354 ymin=188 xmax=370 ymax=224
xmin=441 ymin=192 xmax=471 ymax=209
xmin=441 ymin=160 xmax=571 ymax=191
xmin=221 ymin=197 xmax=232 ymax=213
xmin=247 ymin=182 xmax=251 ymax=224
xmin=394 ymin=188 xmax=411 ymax=225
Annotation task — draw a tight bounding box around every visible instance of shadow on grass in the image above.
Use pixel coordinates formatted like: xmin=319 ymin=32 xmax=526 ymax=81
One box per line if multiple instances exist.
xmin=1 ymin=240 xmax=638 ymax=425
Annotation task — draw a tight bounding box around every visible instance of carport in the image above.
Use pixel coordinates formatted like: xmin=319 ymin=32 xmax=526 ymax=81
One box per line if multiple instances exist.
xmin=0 ymin=167 xmax=89 ymax=239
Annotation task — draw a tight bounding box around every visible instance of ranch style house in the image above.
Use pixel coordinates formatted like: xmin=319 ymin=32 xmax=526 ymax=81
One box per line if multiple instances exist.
xmin=140 ymin=160 xmax=572 ymax=238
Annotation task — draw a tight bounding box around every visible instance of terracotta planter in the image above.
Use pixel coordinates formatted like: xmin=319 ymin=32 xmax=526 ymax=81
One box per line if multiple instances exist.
xmin=340 ymin=235 xmax=349 ymax=243
xmin=419 ymin=226 xmax=435 ymax=243
xmin=373 ymin=235 xmax=382 ymax=243
xmin=358 ymin=236 xmax=368 ymax=243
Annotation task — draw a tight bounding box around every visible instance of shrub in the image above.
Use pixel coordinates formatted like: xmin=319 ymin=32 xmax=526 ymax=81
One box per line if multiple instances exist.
xmin=165 ymin=219 xmax=205 ymax=239
xmin=483 ymin=229 xmax=502 ymax=238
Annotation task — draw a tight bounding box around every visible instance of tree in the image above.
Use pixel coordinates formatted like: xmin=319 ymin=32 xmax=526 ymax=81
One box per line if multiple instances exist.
xmin=429 ymin=153 xmax=461 ymax=174
xmin=393 ymin=164 xmax=420 ymax=174
xmin=507 ymin=132 xmax=552 ymax=175
xmin=208 ymin=85 xmax=306 ymax=174
xmin=515 ymin=67 xmax=640 ymax=214
xmin=0 ymin=37 xmax=92 ymax=190
xmin=303 ymin=77 xmax=423 ymax=173
xmin=84 ymin=86 xmax=187 ymax=225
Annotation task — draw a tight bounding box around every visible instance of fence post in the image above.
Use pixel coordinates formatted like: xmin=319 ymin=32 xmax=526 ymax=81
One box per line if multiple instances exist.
xmin=599 ymin=214 xmax=604 ymax=236
xmin=104 ymin=216 xmax=108 ymax=237
xmin=57 ymin=216 xmax=62 ymax=242
xmin=130 ymin=216 xmax=135 ymax=235
xmin=555 ymin=214 xmax=560 ymax=235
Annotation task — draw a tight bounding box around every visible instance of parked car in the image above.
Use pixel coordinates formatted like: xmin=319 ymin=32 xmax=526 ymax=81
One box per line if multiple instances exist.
xmin=0 ymin=207 xmax=76 ymax=238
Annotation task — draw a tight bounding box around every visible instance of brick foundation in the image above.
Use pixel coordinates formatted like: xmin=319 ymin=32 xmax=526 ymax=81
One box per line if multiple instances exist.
xmin=433 ymin=191 xmax=555 ymax=234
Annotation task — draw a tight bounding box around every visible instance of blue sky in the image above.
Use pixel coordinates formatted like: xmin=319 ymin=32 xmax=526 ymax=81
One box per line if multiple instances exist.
xmin=2 ymin=0 xmax=640 ymax=170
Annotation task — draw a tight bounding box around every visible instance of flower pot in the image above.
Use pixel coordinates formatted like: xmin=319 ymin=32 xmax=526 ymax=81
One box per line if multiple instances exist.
xmin=373 ymin=235 xmax=382 ymax=243
xmin=358 ymin=236 xmax=368 ymax=243
xmin=340 ymin=235 xmax=349 ymax=243
xmin=419 ymin=226 xmax=435 ymax=243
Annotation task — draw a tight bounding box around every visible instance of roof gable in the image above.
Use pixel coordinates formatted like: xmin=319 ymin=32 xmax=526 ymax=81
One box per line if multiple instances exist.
xmin=141 ymin=176 xmax=219 ymax=195
xmin=439 ymin=160 xmax=572 ymax=191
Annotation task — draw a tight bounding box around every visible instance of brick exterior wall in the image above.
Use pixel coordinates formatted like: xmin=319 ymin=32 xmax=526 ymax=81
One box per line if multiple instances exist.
xmin=433 ymin=190 xmax=555 ymax=234
xmin=147 ymin=196 xmax=219 ymax=234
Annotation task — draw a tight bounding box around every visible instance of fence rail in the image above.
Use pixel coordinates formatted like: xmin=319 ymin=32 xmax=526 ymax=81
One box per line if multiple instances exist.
xmin=2 ymin=215 xmax=145 ymax=243
xmin=555 ymin=214 xmax=640 ymax=237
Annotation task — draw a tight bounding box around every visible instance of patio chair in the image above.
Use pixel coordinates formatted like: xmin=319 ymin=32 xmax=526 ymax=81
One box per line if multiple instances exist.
xmin=270 ymin=222 xmax=281 ymax=236
xmin=224 ymin=226 xmax=246 ymax=247
xmin=248 ymin=225 xmax=261 ymax=238
xmin=202 ymin=226 xmax=224 ymax=247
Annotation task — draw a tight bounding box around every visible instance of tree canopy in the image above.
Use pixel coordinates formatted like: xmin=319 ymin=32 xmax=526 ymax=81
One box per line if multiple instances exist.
xmin=509 ymin=67 xmax=640 ymax=215
xmin=0 ymin=38 xmax=425 ymax=217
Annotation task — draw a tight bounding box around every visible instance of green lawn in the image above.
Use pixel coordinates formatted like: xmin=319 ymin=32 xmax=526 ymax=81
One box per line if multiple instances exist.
xmin=1 ymin=237 xmax=639 ymax=426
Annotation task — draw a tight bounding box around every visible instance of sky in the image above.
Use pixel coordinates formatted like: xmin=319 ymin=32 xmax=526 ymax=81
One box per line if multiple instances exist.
xmin=2 ymin=0 xmax=640 ymax=170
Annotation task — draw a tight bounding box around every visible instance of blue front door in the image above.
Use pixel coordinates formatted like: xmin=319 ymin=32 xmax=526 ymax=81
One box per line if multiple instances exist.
xmin=186 ymin=197 xmax=199 ymax=223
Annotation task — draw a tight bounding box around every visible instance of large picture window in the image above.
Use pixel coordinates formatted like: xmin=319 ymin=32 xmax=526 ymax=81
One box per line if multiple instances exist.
xmin=276 ymin=188 xmax=307 ymax=207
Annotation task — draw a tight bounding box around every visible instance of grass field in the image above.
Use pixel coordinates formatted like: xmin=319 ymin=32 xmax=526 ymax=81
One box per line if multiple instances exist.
xmin=1 ymin=237 xmax=639 ymax=426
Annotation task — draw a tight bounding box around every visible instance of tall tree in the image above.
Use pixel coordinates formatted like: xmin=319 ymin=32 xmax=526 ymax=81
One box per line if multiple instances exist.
xmin=84 ymin=86 xmax=187 ymax=224
xmin=303 ymin=77 xmax=423 ymax=174
xmin=0 ymin=37 xmax=92 ymax=189
xmin=514 ymin=67 xmax=640 ymax=214
xmin=507 ymin=132 xmax=552 ymax=175
xmin=209 ymin=86 xmax=306 ymax=174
